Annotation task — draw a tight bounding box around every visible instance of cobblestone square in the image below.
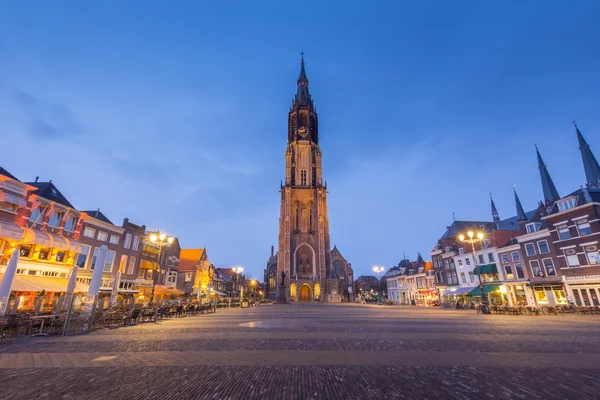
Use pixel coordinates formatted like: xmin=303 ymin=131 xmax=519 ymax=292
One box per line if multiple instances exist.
xmin=0 ymin=304 xmax=599 ymax=399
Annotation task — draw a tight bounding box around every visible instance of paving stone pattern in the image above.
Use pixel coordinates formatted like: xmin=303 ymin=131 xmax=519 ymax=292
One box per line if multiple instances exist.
xmin=0 ymin=304 xmax=599 ymax=399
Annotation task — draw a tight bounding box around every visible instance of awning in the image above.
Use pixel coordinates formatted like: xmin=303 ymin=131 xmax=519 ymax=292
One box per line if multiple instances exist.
xmin=210 ymin=289 xmax=228 ymax=296
xmin=0 ymin=192 xmax=27 ymax=207
xmin=154 ymin=285 xmax=183 ymax=295
xmin=473 ymin=263 xmax=498 ymax=275
xmin=450 ymin=286 xmax=476 ymax=296
xmin=51 ymin=235 xmax=69 ymax=251
xmin=0 ymin=274 xmax=89 ymax=293
xmin=23 ymin=229 xmax=52 ymax=247
xmin=141 ymin=260 xmax=158 ymax=270
xmin=466 ymin=284 xmax=501 ymax=296
xmin=0 ymin=221 xmax=23 ymax=240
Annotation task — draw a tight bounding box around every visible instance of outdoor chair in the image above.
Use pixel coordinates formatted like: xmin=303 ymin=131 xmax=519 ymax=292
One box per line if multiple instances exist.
xmin=1 ymin=315 xmax=20 ymax=342
xmin=126 ymin=308 xmax=141 ymax=325
xmin=526 ymin=307 xmax=540 ymax=315
xmin=49 ymin=315 xmax=66 ymax=335
xmin=545 ymin=306 xmax=559 ymax=316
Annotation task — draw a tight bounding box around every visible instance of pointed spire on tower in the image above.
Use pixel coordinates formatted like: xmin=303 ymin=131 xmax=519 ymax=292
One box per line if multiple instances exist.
xmin=535 ymin=144 xmax=560 ymax=205
xmin=295 ymin=50 xmax=311 ymax=108
xmin=574 ymin=122 xmax=600 ymax=188
xmin=490 ymin=193 xmax=500 ymax=225
xmin=513 ymin=185 xmax=528 ymax=226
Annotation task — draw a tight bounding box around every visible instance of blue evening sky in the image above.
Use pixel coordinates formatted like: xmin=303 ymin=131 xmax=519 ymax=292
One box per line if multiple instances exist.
xmin=1 ymin=1 xmax=599 ymax=279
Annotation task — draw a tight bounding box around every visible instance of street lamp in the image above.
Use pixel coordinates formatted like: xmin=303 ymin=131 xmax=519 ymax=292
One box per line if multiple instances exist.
xmin=232 ymin=266 xmax=244 ymax=307
xmin=373 ymin=266 xmax=385 ymax=297
xmin=149 ymin=231 xmax=174 ymax=322
xmin=458 ymin=231 xmax=490 ymax=313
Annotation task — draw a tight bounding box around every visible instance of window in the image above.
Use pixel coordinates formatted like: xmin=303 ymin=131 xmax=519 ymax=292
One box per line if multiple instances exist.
xmin=127 ymin=256 xmax=136 ymax=275
xmin=56 ymin=251 xmax=66 ymax=263
xmin=564 ymin=249 xmax=580 ymax=267
xmin=542 ymin=258 xmax=556 ymax=276
xmin=109 ymin=235 xmax=119 ymax=245
xmin=64 ymin=215 xmax=77 ymax=231
xmin=104 ymin=250 xmax=116 ymax=273
xmin=530 ymin=260 xmax=542 ymax=277
xmin=119 ymin=255 xmax=128 ymax=273
xmin=83 ymin=227 xmax=95 ymax=239
xmin=526 ymin=222 xmax=541 ymax=234
xmin=557 ymin=197 xmax=577 ymax=212
xmin=124 ymin=233 xmax=132 ymax=249
xmin=478 ymin=255 xmax=485 ymax=264
xmin=1 ymin=202 xmax=18 ymax=213
xmin=525 ymin=243 xmax=536 ymax=256
xmin=537 ymin=240 xmax=550 ymax=254
xmin=488 ymin=253 xmax=494 ymax=262
xmin=167 ymin=270 xmax=177 ymax=284
xmin=482 ymin=239 xmax=491 ymax=249
xmin=38 ymin=247 xmax=50 ymax=261
xmin=557 ymin=224 xmax=571 ymax=240
xmin=300 ymin=170 xmax=307 ymax=185
xmin=185 ymin=272 xmax=193 ymax=282
xmin=458 ymin=248 xmax=465 ymax=255
xmin=47 ymin=210 xmax=63 ymax=227
xmin=534 ymin=287 xmax=548 ymax=302
xmin=97 ymin=231 xmax=108 ymax=242
xmin=514 ymin=264 xmax=525 ymax=279
xmin=460 ymin=272 xmax=466 ymax=283
xmin=576 ymin=219 xmax=592 ymax=236
xmin=468 ymin=271 xmax=474 ymax=283
xmin=458 ymin=260 xmax=463 ymax=268
xmin=444 ymin=259 xmax=450 ymax=269
xmin=20 ymin=245 xmax=32 ymax=258
xmin=512 ymin=252 xmax=520 ymax=262
xmin=504 ymin=265 xmax=514 ymax=280
xmin=137 ymin=268 xmax=145 ymax=278
xmin=76 ymin=245 xmax=91 ymax=268
xmin=132 ymin=236 xmax=140 ymax=251
xmin=465 ymin=258 xmax=471 ymax=266
xmin=501 ymin=254 xmax=510 ymax=263
xmin=30 ymin=205 xmax=46 ymax=223
xmin=584 ymin=245 xmax=600 ymax=265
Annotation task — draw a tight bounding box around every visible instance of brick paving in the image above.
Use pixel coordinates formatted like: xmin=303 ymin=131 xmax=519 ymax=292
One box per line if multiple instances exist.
xmin=0 ymin=304 xmax=599 ymax=399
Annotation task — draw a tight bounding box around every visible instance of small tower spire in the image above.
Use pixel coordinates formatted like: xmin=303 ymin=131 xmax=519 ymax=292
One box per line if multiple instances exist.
xmin=513 ymin=185 xmax=528 ymax=227
xmin=535 ymin=144 xmax=560 ymax=205
xmin=490 ymin=193 xmax=500 ymax=225
xmin=575 ymin=122 xmax=600 ymax=188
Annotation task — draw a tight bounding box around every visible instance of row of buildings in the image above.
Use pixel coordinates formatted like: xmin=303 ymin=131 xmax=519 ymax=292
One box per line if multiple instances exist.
xmin=386 ymin=124 xmax=600 ymax=308
xmin=0 ymin=167 xmax=250 ymax=314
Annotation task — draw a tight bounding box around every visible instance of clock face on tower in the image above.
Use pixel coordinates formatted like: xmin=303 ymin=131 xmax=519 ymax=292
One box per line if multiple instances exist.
xmin=298 ymin=126 xmax=308 ymax=138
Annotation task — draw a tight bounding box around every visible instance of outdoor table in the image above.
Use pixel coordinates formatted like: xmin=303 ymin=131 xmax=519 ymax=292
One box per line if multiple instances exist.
xmin=30 ymin=315 xmax=51 ymax=336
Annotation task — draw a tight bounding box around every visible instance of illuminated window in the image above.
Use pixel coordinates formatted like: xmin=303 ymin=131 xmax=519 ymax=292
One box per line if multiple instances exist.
xmin=534 ymin=287 xmax=547 ymax=302
xmin=119 ymin=255 xmax=128 ymax=273
xmin=77 ymin=245 xmax=91 ymax=268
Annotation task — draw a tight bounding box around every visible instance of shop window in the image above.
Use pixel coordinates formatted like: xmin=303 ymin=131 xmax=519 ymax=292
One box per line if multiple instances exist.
xmin=97 ymin=231 xmax=108 ymax=242
xmin=534 ymin=287 xmax=547 ymax=303
xmin=542 ymin=258 xmax=556 ymax=276
xmin=64 ymin=215 xmax=77 ymax=232
xmin=537 ymin=240 xmax=550 ymax=254
xmin=501 ymin=254 xmax=510 ymax=263
xmin=504 ymin=265 xmax=514 ymax=280
xmin=553 ymin=289 xmax=567 ymax=304
xmin=530 ymin=260 xmax=542 ymax=277
xmin=83 ymin=227 xmax=96 ymax=239
xmin=557 ymin=224 xmax=571 ymax=240
xmin=138 ymin=268 xmax=145 ymax=278
xmin=20 ymin=245 xmax=32 ymax=258
xmin=38 ymin=247 xmax=50 ymax=261
xmin=584 ymin=245 xmax=600 ymax=265
xmin=564 ymin=249 xmax=580 ymax=267
xmin=56 ymin=251 xmax=66 ymax=263
xmin=514 ymin=264 xmax=525 ymax=279
xmin=525 ymin=243 xmax=536 ymax=256
xmin=145 ymin=269 xmax=153 ymax=280
xmin=76 ymin=245 xmax=90 ymax=268
xmin=575 ymin=219 xmax=592 ymax=236
xmin=512 ymin=252 xmax=520 ymax=262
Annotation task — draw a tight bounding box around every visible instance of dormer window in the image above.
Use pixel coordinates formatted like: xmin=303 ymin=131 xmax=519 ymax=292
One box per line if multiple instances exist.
xmin=557 ymin=197 xmax=577 ymax=212
xmin=482 ymin=239 xmax=491 ymax=249
xmin=458 ymin=248 xmax=465 ymax=255
xmin=526 ymin=222 xmax=541 ymax=234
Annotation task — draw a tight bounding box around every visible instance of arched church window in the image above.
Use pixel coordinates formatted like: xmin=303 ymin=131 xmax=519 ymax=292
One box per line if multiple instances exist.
xmin=301 ymin=170 xmax=307 ymax=185
xmin=297 ymin=246 xmax=313 ymax=275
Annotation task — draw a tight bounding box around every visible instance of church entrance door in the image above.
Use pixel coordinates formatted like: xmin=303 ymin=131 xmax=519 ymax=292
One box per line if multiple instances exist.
xmin=299 ymin=284 xmax=312 ymax=302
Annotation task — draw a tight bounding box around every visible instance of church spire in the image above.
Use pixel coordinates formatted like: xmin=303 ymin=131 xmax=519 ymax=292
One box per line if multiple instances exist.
xmin=490 ymin=193 xmax=500 ymax=225
xmin=535 ymin=144 xmax=560 ymax=205
xmin=575 ymin=122 xmax=600 ymax=188
xmin=295 ymin=51 xmax=312 ymax=108
xmin=514 ymin=186 xmax=528 ymax=225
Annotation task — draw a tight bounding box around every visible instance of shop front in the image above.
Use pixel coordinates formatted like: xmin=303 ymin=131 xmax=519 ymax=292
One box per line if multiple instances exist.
xmin=504 ymin=283 xmax=535 ymax=306
xmin=530 ymin=283 xmax=568 ymax=306
xmin=563 ymin=275 xmax=600 ymax=306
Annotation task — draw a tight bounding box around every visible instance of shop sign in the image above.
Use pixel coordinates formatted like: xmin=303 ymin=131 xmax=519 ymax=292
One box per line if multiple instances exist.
xmin=565 ymin=275 xmax=600 ymax=281
xmin=0 ymin=181 xmax=27 ymax=196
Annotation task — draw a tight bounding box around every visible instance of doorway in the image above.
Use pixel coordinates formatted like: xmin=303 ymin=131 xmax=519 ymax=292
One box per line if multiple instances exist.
xmin=299 ymin=284 xmax=312 ymax=302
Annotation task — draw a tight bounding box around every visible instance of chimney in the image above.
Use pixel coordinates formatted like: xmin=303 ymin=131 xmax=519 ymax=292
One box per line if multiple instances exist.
xmin=271 ymin=246 xmax=274 ymax=257
xmin=35 ymin=176 xmax=39 ymax=182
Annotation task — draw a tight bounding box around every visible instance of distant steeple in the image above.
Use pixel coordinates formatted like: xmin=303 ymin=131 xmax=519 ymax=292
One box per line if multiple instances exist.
xmin=417 ymin=253 xmax=425 ymax=264
xmin=295 ymin=51 xmax=311 ymax=108
xmin=535 ymin=144 xmax=560 ymax=204
xmin=575 ymin=122 xmax=600 ymax=188
xmin=514 ymin=186 xmax=528 ymax=226
xmin=490 ymin=193 xmax=500 ymax=225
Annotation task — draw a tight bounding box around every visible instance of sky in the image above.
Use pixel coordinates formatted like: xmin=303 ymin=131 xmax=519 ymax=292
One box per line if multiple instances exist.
xmin=1 ymin=1 xmax=600 ymax=280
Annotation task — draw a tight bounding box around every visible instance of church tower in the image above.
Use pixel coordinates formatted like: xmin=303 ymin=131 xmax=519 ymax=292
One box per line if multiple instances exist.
xmin=277 ymin=55 xmax=332 ymax=302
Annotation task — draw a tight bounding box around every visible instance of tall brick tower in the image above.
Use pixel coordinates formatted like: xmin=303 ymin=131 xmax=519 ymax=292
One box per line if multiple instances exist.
xmin=277 ymin=55 xmax=334 ymax=302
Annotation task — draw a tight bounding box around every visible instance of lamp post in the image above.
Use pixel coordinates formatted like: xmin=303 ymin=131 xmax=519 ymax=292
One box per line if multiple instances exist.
xmin=458 ymin=231 xmax=490 ymax=312
xmin=372 ymin=266 xmax=385 ymax=298
xmin=232 ymin=266 xmax=244 ymax=307
xmin=148 ymin=232 xmax=174 ymax=322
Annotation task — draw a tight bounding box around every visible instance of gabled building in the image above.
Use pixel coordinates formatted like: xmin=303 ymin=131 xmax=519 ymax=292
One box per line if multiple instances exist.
xmin=264 ymin=245 xmax=278 ymax=300
xmin=178 ymin=248 xmax=214 ymax=300
xmin=330 ymin=246 xmax=354 ymax=302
